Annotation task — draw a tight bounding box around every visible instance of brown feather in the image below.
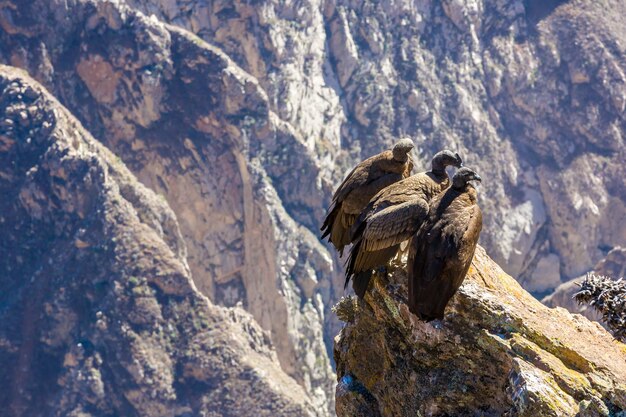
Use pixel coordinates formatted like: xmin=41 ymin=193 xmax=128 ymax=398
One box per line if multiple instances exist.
xmin=345 ymin=171 xmax=450 ymax=295
xmin=321 ymin=149 xmax=412 ymax=254
xmin=408 ymin=185 xmax=482 ymax=321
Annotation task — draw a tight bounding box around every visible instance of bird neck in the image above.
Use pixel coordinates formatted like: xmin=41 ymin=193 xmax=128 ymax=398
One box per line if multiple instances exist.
xmin=393 ymin=152 xmax=409 ymax=163
xmin=466 ymin=185 xmax=478 ymax=201
xmin=431 ymin=165 xmax=447 ymax=178
xmin=452 ymin=179 xmax=468 ymax=190
xmin=452 ymin=183 xmax=476 ymax=198
xmin=431 ymin=154 xmax=451 ymax=176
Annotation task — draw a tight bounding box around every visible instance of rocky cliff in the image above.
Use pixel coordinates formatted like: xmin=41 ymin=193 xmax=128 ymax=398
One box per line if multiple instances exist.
xmin=1 ymin=0 xmax=626 ymax=415
xmin=0 ymin=66 xmax=318 ymax=417
xmin=120 ymin=0 xmax=626 ymax=290
xmin=334 ymin=247 xmax=626 ymax=417
xmin=0 ymin=0 xmax=337 ymax=412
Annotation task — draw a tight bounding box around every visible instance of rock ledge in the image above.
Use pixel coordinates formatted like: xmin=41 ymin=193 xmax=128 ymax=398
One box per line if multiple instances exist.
xmin=334 ymin=247 xmax=626 ymax=417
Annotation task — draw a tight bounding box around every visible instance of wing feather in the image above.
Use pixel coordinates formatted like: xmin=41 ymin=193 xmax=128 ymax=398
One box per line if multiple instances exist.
xmin=408 ymin=189 xmax=482 ymax=320
xmin=362 ymin=199 xmax=429 ymax=250
xmin=332 ymin=152 xmax=391 ymax=203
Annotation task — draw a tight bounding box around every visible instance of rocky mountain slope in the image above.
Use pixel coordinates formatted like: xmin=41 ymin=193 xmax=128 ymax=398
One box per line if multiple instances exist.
xmin=121 ymin=0 xmax=626 ymax=290
xmin=1 ymin=0 xmax=625 ymax=415
xmin=1 ymin=0 xmax=337 ymax=412
xmin=334 ymin=247 xmax=626 ymax=417
xmin=0 ymin=66 xmax=318 ymax=417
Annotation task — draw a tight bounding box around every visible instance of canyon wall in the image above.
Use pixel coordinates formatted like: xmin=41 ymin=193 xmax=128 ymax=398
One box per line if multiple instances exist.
xmin=0 ymin=65 xmax=318 ymax=417
xmin=1 ymin=0 xmax=625 ymax=414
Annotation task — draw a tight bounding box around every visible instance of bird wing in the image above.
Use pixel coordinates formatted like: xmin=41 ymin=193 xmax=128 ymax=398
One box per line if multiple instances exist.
xmin=332 ymin=152 xmax=390 ymax=203
xmin=421 ymin=195 xmax=480 ymax=284
xmin=341 ymin=172 xmax=404 ymax=214
xmin=408 ymin=191 xmax=482 ymax=319
xmin=361 ymin=198 xmax=429 ymax=251
xmin=350 ymin=173 xmax=434 ymax=241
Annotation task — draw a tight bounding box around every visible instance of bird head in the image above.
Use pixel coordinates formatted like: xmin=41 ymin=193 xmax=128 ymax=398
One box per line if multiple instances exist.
xmin=452 ymin=167 xmax=482 ymax=189
xmin=392 ymin=138 xmax=415 ymax=162
xmin=431 ymin=150 xmax=463 ymax=172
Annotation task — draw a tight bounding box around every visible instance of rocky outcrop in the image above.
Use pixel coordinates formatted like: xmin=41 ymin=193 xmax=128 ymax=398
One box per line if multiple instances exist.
xmin=542 ymin=279 xmax=603 ymax=324
xmin=594 ymin=247 xmax=626 ymax=280
xmin=0 ymin=66 xmax=317 ymax=417
xmin=334 ymin=247 xmax=626 ymax=417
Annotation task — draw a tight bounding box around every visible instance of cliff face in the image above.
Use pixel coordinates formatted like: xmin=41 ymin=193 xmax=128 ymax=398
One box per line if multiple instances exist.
xmin=1 ymin=0 xmax=626 ymax=415
xmin=333 ymin=247 xmax=626 ymax=417
xmin=0 ymin=0 xmax=337 ymax=412
xmin=0 ymin=66 xmax=317 ymax=417
xmin=121 ymin=0 xmax=626 ymax=289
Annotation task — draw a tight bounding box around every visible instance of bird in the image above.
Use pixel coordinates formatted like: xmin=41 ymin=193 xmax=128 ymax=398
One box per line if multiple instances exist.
xmin=408 ymin=166 xmax=483 ymax=322
xmin=321 ymin=138 xmax=415 ymax=256
xmin=346 ymin=150 xmax=463 ymax=298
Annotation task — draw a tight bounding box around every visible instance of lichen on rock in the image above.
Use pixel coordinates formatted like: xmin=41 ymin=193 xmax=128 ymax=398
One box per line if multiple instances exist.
xmin=334 ymin=247 xmax=626 ymax=417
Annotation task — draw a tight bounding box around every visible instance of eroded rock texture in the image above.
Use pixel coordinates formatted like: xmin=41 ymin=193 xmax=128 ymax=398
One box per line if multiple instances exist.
xmin=0 ymin=66 xmax=318 ymax=417
xmin=334 ymin=247 xmax=626 ymax=417
xmin=0 ymin=0 xmax=337 ymax=412
xmin=1 ymin=0 xmax=626 ymax=414
xmin=121 ymin=0 xmax=626 ymax=287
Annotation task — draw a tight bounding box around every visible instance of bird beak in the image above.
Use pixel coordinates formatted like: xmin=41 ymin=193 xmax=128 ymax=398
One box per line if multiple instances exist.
xmin=473 ymin=174 xmax=482 ymax=182
xmin=455 ymin=153 xmax=463 ymax=167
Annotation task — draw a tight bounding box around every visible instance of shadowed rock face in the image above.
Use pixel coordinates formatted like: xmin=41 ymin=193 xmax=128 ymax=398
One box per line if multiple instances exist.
xmin=0 ymin=66 xmax=317 ymax=417
xmin=334 ymin=248 xmax=626 ymax=417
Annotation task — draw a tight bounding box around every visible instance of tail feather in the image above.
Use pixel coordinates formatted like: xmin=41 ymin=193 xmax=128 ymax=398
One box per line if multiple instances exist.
xmin=322 ymin=203 xmax=358 ymax=255
xmin=349 ymin=210 xmax=368 ymax=242
xmin=353 ymin=271 xmax=373 ymax=299
xmin=320 ymin=202 xmax=339 ymax=239
xmin=354 ymin=244 xmax=400 ymax=274
xmin=345 ymin=237 xmax=399 ymax=297
xmin=331 ymin=211 xmax=355 ymax=253
xmin=409 ymin=303 xmax=444 ymax=322
xmin=344 ymin=238 xmax=363 ymax=289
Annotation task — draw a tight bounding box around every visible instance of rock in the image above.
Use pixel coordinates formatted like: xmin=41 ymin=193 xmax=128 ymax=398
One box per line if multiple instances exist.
xmin=543 ymin=279 xmax=604 ymax=325
xmin=525 ymin=253 xmax=562 ymax=294
xmin=334 ymin=247 xmax=626 ymax=417
xmin=3 ymin=0 xmax=626 ymax=414
xmin=75 ymin=54 xmax=121 ymax=104
xmin=0 ymin=66 xmax=317 ymax=417
xmin=594 ymin=247 xmax=626 ymax=279
xmin=0 ymin=1 xmax=337 ymax=412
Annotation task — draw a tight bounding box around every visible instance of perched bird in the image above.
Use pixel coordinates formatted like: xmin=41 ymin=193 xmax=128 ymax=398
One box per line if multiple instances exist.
xmin=408 ymin=167 xmax=483 ymax=321
xmin=346 ymin=150 xmax=463 ymax=298
xmin=321 ymin=138 xmax=415 ymax=256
